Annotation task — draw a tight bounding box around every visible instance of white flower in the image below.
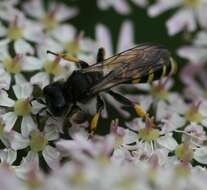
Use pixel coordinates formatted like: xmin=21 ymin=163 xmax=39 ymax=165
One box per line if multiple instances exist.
xmin=10 ymin=123 xmax=60 ymax=170
xmin=0 ymin=44 xmax=42 ymax=89
xmin=0 ymin=83 xmax=36 ymax=135
xmin=148 ymin=0 xmax=207 ymax=35
xmin=23 ymin=0 xmax=78 ymax=32
xmin=0 ymin=12 xmax=43 ymax=54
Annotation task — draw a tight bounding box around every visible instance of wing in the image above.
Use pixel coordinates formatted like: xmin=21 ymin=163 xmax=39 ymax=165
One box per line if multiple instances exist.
xmin=83 ymin=43 xmax=174 ymax=94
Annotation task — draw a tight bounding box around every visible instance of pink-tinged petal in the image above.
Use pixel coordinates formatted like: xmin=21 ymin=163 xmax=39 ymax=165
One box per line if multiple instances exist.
xmin=30 ymin=72 xmax=49 ymax=89
xmin=2 ymin=112 xmax=17 ymax=132
xmin=14 ymin=73 xmax=28 ymax=85
xmin=0 ymin=149 xmax=17 ymax=165
xmin=23 ymin=0 xmax=45 ymax=19
xmin=51 ymin=24 xmax=76 ymax=43
xmin=117 ymin=20 xmax=134 ymax=53
xmin=0 ymin=91 xmax=14 ymax=107
xmin=13 ymin=83 xmax=33 ymax=99
xmin=21 ymin=56 xmax=42 ymax=71
xmin=42 ymin=145 xmax=60 ymax=170
xmin=14 ymin=39 xmax=34 ymax=55
xmin=148 ymin=0 xmax=180 ymax=17
xmin=166 ymin=9 xmax=196 ymax=36
xmin=21 ymin=116 xmax=37 ymax=138
xmin=9 ymin=131 xmax=29 ymax=150
xmin=177 ymin=46 xmax=207 ymax=63
xmin=113 ymin=0 xmax=131 ymax=15
xmin=96 ymin=23 xmax=113 ymax=57
xmin=0 ymin=165 xmax=22 ymax=190
xmin=55 ymin=5 xmax=79 ymax=22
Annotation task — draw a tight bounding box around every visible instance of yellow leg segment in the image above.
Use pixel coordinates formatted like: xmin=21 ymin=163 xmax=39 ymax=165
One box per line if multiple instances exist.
xmin=90 ymin=112 xmax=100 ymax=134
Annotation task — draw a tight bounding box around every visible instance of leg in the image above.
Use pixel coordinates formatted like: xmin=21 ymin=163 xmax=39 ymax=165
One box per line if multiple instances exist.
xmin=90 ymin=95 xmax=104 ymax=135
xmin=107 ymin=90 xmax=148 ymax=118
xmin=96 ymin=47 xmax=105 ymax=63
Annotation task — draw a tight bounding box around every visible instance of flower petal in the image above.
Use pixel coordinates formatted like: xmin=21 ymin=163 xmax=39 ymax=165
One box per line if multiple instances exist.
xmin=194 ymin=147 xmax=207 ymax=164
xmin=14 ymin=39 xmax=34 ymax=55
xmin=10 ymin=131 xmax=30 ymax=150
xmin=0 ymin=149 xmax=17 ymax=165
xmin=42 ymin=145 xmax=60 ymax=170
xmin=2 ymin=112 xmax=17 ymax=132
xmin=0 ymin=91 xmax=15 ymax=107
xmin=21 ymin=56 xmax=42 ymax=71
xmin=13 ymin=83 xmax=33 ymax=99
xmin=157 ymin=133 xmax=178 ymax=151
xmin=96 ymin=23 xmax=113 ymax=57
xmin=117 ymin=20 xmax=134 ymax=53
xmin=30 ymin=72 xmax=49 ymax=89
xmin=21 ymin=116 xmax=37 ymax=138
xmin=44 ymin=125 xmax=59 ymax=141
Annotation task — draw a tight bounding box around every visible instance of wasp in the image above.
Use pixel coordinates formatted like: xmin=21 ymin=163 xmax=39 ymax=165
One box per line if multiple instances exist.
xmin=39 ymin=43 xmax=176 ymax=134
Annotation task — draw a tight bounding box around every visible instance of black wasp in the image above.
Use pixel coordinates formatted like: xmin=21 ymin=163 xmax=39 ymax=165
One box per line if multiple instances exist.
xmin=39 ymin=43 xmax=176 ymax=133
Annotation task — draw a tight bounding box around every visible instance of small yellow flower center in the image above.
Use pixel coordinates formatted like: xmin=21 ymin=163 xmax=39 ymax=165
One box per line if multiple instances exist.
xmin=43 ymin=60 xmax=62 ymax=76
xmin=151 ymin=86 xmax=168 ymax=100
xmin=7 ymin=26 xmax=23 ymax=40
xmin=175 ymin=143 xmax=194 ymax=162
xmin=14 ymin=99 xmax=32 ymax=116
xmin=64 ymin=41 xmax=80 ymax=55
xmin=185 ymin=108 xmax=203 ymax=123
xmin=184 ymin=0 xmax=200 ymax=8
xmin=138 ymin=128 xmax=160 ymax=141
xmin=41 ymin=15 xmax=58 ymax=31
xmin=30 ymin=131 xmax=48 ymax=152
xmin=3 ymin=57 xmax=21 ymax=74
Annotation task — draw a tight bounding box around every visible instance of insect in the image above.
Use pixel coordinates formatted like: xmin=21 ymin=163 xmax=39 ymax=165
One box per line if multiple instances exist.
xmin=40 ymin=43 xmax=176 ymax=134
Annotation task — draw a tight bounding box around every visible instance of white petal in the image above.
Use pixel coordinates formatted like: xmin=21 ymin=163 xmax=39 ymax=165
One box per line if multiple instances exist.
xmin=14 ymin=73 xmax=28 ymax=84
xmin=14 ymin=39 xmax=34 ymax=55
xmin=21 ymin=116 xmax=37 ymax=138
xmin=166 ymin=9 xmax=196 ymax=36
xmin=22 ymin=151 xmax=39 ymax=164
xmin=157 ymin=134 xmax=178 ymax=151
xmin=44 ymin=125 xmax=59 ymax=141
xmin=131 ymin=0 xmax=148 ymax=8
xmin=117 ymin=20 xmax=134 ymax=53
xmin=30 ymin=72 xmax=49 ymax=89
xmin=96 ymin=23 xmax=113 ymax=57
xmin=51 ymin=24 xmax=76 ymax=43
xmin=193 ymin=31 xmax=207 ymax=46
xmin=197 ymin=5 xmax=207 ymax=29
xmin=23 ymin=0 xmax=45 ymax=18
xmin=0 ymin=91 xmax=15 ymax=107
xmin=177 ymin=46 xmax=207 ymax=63
xmin=10 ymin=131 xmax=30 ymax=150
xmin=194 ymin=147 xmax=207 ymax=164
xmin=148 ymin=0 xmax=180 ymax=17
xmin=43 ymin=145 xmax=60 ymax=170
xmin=0 ymin=22 xmax=6 ymax=37
xmin=21 ymin=56 xmax=42 ymax=71
xmin=56 ymin=5 xmax=78 ymax=22
xmin=123 ymin=129 xmax=138 ymax=144
xmin=0 ymin=149 xmax=17 ymax=165
xmin=13 ymin=83 xmax=33 ymax=99
xmin=113 ymin=0 xmax=131 ymax=15
xmin=0 ymin=70 xmax=11 ymax=90
xmin=2 ymin=112 xmax=17 ymax=132
xmin=97 ymin=0 xmax=111 ymax=10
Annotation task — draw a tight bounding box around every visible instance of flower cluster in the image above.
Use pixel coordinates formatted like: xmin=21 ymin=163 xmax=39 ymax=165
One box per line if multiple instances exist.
xmin=0 ymin=0 xmax=207 ymax=189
